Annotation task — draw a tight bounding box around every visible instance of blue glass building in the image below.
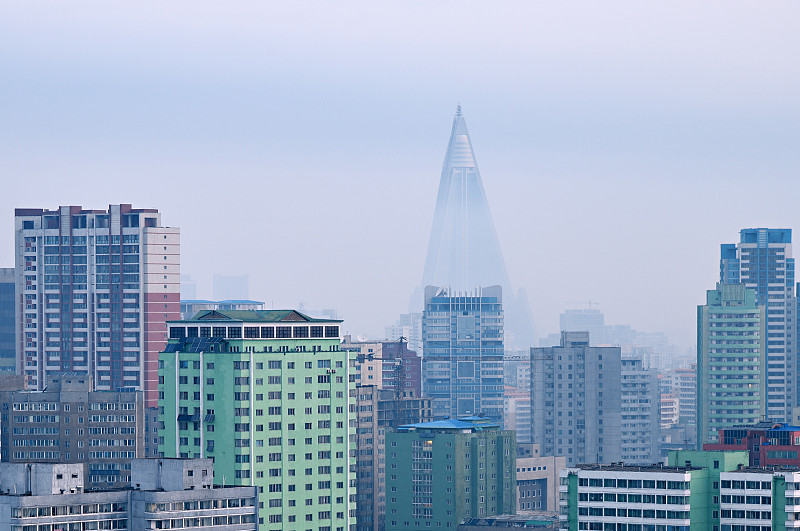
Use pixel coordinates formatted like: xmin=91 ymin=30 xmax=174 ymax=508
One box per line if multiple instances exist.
xmin=422 ymin=285 xmax=504 ymax=420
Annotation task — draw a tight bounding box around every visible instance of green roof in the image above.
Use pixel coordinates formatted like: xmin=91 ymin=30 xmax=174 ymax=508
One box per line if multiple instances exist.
xmin=177 ymin=309 xmax=341 ymax=324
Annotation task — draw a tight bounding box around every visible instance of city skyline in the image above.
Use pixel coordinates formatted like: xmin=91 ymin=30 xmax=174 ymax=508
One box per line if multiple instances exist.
xmin=2 ymin=2 xmax=800 ymax=350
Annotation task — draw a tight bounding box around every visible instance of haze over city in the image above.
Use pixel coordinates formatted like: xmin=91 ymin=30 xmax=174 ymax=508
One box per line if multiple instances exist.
xmin=2 ymin=2 xmax=799 ymax=350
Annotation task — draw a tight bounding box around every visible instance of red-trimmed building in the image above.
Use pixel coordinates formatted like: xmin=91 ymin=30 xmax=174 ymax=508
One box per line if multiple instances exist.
xmin=704 ymin=422 xmax=800 ymax=467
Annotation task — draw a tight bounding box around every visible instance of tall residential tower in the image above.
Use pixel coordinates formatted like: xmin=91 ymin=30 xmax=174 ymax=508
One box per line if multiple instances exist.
xmin=14 ymin=205 xmax=180 ymax=406
xmin=697 ymin=283 xmax=767 ymax=445
xmin=159 ymin=309 xmax=356 ymax=531
xmin=720 ymin=228 xmax=796 ymax=421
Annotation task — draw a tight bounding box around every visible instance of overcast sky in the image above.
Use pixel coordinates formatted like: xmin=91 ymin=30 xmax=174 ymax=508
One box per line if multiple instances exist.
xmin=2 ymin=2 xmax=799 ymax=350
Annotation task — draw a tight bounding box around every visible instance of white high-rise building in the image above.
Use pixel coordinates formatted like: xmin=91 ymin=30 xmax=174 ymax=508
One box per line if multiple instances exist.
xmin=14 ymin=204 xmax=179 ymax=407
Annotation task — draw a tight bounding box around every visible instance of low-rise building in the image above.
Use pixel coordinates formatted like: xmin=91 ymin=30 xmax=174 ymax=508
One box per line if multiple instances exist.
xmin=0 ymin=459 xmax=257 ymax=530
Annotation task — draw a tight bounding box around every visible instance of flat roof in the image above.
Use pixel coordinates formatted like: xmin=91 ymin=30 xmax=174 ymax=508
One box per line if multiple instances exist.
xmin=399 ymin=418 xmax=501 ymax=431
xmin=575 ymin=464 xmax=699 ymax=473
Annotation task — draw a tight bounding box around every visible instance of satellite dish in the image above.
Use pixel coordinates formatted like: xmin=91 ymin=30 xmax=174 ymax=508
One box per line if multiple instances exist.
xmin=357 ymin=334 xmax=368 ymax=342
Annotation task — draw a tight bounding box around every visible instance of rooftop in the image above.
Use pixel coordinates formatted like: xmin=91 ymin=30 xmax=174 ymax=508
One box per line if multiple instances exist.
xmin=174 ymin=309 xmax=341 ymax=323
xmin=724 ymin=422 xmax=800 ymax=432
xmin=399 ymin=417 xmax=501 ymax=431
xmin=574 ymin=463 xmax=699 ymax=473
xmin=728 ymin=465 xmax=800 ymax=474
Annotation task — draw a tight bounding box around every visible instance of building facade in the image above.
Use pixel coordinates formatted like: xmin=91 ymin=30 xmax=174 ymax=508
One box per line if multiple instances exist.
xmin=0 ymin=268 xmax=15 ymax=373
xmin=344 ymin=337 xmax=422 ymax=396
xmin=355 ymin=385 xmax=433 ymax=531
xmin=531 ymin=332 xmax=622 ymax=466
xmin=158 ymin=309 xmax=356 ymax=531
xmin=14 ymin=205 xmax=180 ymax=407
xmin=620 ymin=356 xmax=660 ymax=464
xmin=0 ymin=372 xmax=145 ymax=490
xmin=705 ymin=422 xmax=800 ymax=467
xmin=423 ymin=285 xmax=504 ymax=420
xmin=719 ymin=467 xmax=800 ymax=530
xmin=0 ymin=460 xmax=257 ymax=530
xmin=385 ymin=417 xmax=516 ymax=530
xmin=516 ymin=448 xmax=566 ymax=513
xmin=697 ymin=282 xmax=767 ymax=445
xmin=720 ymin=228 xmax=797 ymax=422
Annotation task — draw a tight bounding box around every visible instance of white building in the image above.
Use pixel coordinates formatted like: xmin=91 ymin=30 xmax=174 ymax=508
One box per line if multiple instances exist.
xmin=720 ymin=468 xmax=800 ymax=530
xmin=559 ymin=464 xmax=693 ymax=530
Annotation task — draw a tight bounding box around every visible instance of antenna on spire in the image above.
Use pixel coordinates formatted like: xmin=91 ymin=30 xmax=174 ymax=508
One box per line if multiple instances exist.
xmin=455 ymin=104 xmax=462 ymax=117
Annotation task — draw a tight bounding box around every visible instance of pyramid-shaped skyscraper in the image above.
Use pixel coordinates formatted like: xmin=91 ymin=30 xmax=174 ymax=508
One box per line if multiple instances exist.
xmin=412 ymin=106 xmax=535 ymax=347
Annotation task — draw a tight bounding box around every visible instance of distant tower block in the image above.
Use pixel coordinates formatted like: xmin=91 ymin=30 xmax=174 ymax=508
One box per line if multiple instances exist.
xmin=411 ymin=107 xmax=534 ymax=346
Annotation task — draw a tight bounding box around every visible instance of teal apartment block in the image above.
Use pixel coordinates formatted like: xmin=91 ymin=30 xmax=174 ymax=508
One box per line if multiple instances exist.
xmin=698 ymin=283 xmax=767 ymax=446
xmin=158 ymin=309 xmax=356 ymax=531
xmin=385 ymin=417 xmax=516 ymax=530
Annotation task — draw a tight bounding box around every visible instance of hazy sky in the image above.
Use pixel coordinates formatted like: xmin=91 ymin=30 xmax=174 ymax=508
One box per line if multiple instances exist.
xmin=2 ymin=2 xmax=799 ymax=350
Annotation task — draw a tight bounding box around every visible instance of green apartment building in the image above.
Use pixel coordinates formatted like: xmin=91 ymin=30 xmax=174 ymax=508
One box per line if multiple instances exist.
xmin=385 ymin=417 xmax=516 ymax=530
xmin=697 ymin=283 xmax=767 ymax=446
xmin=158 ymin=309 xmax=356 ymax=531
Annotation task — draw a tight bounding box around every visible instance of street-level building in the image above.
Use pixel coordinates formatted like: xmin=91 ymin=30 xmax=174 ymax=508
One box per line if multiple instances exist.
xmin=385 ymin=417 xmax=516 ymax=530
xmin=158 ymin=309 xmax=356 ymax=531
